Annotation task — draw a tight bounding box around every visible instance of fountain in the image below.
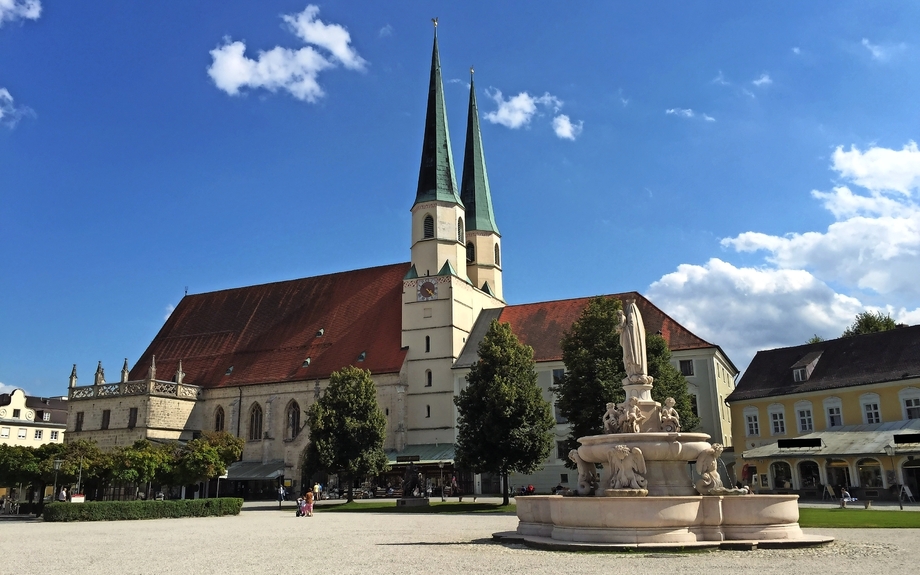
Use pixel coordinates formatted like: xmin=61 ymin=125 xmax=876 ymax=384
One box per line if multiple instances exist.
xmin=496 ymin=300 xmax=833 ymax=549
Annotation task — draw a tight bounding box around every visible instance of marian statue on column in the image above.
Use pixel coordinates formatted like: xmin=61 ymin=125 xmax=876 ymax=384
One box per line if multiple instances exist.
xmin=617 ymin=299 xmax=647 ymax=382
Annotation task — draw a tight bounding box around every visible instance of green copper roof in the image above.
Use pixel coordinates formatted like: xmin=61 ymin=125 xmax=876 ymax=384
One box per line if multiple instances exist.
xmin=437 ymin=260 xmax=458 ymax=277
xmin=404 ymin=264 xmax=419 ymax=280
xmin=414 ymin=34 xmax=462 ymax=207
xmin=460 ymin=73 xmax=499 ymax=234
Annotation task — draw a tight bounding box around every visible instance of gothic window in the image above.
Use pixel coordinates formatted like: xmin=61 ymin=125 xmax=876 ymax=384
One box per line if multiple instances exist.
xmin=214 ymin=406 xmax=225 ymax=432
xmin=458 ymin=218 xmax=464 ymax=243
xmin=101 ymin=409 xmax=111 ymax=430
xmin=466 ymin=242 xmax=475 ymax=263
xmin=494 ymin=244 xmax=500 ymax=266
xmin=286 ymin=401 xmax=301 ymax=440
xmin=249 ymin=403 xmax=263 ymax=441
xmin=75 ymin=412 xmax=84 ymax=432
xmin=423 ymin=215 xmax=434 ymax=239
xmin=128 ymin=407 xmax=138 ymax=429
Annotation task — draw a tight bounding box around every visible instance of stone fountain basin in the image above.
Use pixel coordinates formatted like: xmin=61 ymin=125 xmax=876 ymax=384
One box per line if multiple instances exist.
xmin=517 ymin=495 xmax=804 ymax=544
xmin=577 ymin=432 xmax=713 ymax=463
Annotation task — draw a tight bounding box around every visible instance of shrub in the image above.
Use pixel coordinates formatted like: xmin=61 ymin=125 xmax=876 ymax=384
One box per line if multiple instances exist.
xmin=42 ymin=497 xmax=243 ymax=522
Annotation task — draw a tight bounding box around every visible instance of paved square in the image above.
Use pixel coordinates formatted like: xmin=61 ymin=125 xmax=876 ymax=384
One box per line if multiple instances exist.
xmin=2 ymin=505 xmax=915 ymax=574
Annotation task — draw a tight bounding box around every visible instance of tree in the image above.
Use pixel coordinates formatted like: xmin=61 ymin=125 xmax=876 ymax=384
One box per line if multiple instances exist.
xmin=552 ymin=297 xmax=626 ymax=460
xmin=454 ymin=320 xmax=555 ymax=506
xmin=842 ymin=311 xmax=898 ymax=337
xmin=806 ymin=334 xmax=825 ymax=344
xmin=646 ymin=334 xmax=700 ymax=432
xmin=304 ymin=365 xmax=389 ymax=502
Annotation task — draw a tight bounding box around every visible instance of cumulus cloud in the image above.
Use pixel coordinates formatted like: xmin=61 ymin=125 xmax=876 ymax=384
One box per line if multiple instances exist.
xmin=647 ymin=141 xmax=920 ymax=368
xmin=378 ymin=24 xmax=393 ymax=38
xmin=861 ymin=38 xmax=906 ymax=62
xmin=752 ymin=73 xmax=772 ymax=87
xmin=484 ymin=89 xmax=562 ymax=129
xmin=0 ymin=381 xmax=18 ymax=395
xmin=552 ymin=114 xmax=583 ymax=140
xmin=0 ymin=0 xmax=40 ymax=26
xmin=0 ymin=87 xmax=34 ymax=127
xmin=207 ymin=4 xmax=365 ymax=102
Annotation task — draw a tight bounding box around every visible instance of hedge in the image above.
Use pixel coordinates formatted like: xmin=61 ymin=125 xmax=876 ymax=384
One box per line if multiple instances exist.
xmin=42 ymin=497 xmax=244 ymax=522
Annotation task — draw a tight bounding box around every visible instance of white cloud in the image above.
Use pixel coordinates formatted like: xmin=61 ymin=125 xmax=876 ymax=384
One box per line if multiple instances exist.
xmin=552 ymin=114 xmax=583 ymax=140
xmin=666 ymin=108 xmax=694 ymax=118
xmin=165 ymin=304 xmax=175 ymax=320
xmin=207 ymin=5 xmax=365 ymax=102
xmin=282 ymin=5 xmax=365 ymax=71
xmin=0 ymin=382 xmax=19 ymax=395
xmin=0 ymin=0 xmax=40 ymax=26
xmin=752 ymin=73 xmax=772 ymax=87
xmin=831 ymin=141 xmax=920 ymax=195
xmin=861 ymin=38 xmax=906 ymax=62
xmin=792 ymin=47 xmax=801 ymax=55
xmin=648 ymin=141 xmax=920 ymax=368
xmin=0 ymin=87 xmax=33 ymax=127
xmin=712 ymin=70 xmax=730 ymax=86
xmin=484 ymin=89 xmax=562 ymax=129
xmin=703 ymin=114 xmax=715 ymax=122
xmin=378 ymin=24 xmax=393 ymax=38
xmin=647 ymin=258 xmax=864 ymax=363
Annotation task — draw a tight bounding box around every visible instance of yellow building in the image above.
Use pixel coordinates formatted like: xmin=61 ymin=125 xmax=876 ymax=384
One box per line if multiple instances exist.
xmin=0 ymin=388 xmax=67 ymax=447
xmin=727 ymin=327 xmax=920 ymax=502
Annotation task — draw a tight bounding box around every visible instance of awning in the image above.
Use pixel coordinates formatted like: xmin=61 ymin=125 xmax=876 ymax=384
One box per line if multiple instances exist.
xmin=742 ymin=419 xmax=920 ymax=460
xmin=225 ymin=460 xmax=285 ymax=481
xmin=386 ymin=444 xmax=455 ymax=466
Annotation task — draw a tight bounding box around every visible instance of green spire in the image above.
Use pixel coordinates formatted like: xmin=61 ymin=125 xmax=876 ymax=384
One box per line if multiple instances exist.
xmin=460 ymin=70 xmax=499 ymax=233
xmin=414 ymin=28 xmax=462 ymax=207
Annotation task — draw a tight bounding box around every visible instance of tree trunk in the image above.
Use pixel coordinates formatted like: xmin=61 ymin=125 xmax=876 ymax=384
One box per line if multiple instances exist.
xmin=502 ymin=470 xmax=509 ymax=506
xmin=346 ymin=473 xmax=354 ymax=503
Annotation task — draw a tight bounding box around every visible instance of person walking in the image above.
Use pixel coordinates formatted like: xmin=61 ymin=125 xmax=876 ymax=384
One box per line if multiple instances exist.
xmin=451 ymin=475 xmax=462 ymax=503
xmin=58 ymin=487 xmax=67 ymax=502
xmin=277 ymin=485 xmax=286 ymax=509
xmin=305 ymin=490 xmax=314 ymax=517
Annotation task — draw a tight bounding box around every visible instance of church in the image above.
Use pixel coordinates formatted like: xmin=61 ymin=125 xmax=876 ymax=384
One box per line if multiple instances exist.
xmin=63 ymin=32 xmax=738 ymax=498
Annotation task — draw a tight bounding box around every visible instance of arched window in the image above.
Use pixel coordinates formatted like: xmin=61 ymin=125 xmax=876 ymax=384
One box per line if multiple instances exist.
xmin=214 ymin=406 xmax=225 ymax=432
xmin=857 ymin=458 xmax=882 ymax=487
xmin=743 ymin=406 xmax=759 ymax=436
xmin=425 ymin=336 xmax=430 ymax=353
xmin=768 ymin=403 xmax=786 ymax=436
xmin=423 ymin=215 xmax=434 ymax=239
xmin=824 ymin=396 xmax=843 ymax=428
xmin=249 ymin=403 xmax=263 ymax=441
xmin=900 ymin=387 xmax=920 ymax=420
xmin=425 ymin=370 xmax=432 ymax=387
xmin=494 ymin=244 xmax=501 ymax=266
xmin=770 ymin=461 xmax=792 ymax=489
xmin=457 ymin=218 xmax=464 ymax=243
xmin=286 ymin=401 xmax=301 ymax=440
xmin=794 ymin=400 xmax=814 ymax=432
xmin=798 ymin=460 xmax=819 ymax=488
xmin=466 ymin=242 xmax=475 ymax=263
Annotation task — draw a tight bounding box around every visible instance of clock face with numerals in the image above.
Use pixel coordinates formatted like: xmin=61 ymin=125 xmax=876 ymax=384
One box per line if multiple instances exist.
xmin=417 ymin=280 xmax=437 ymax=301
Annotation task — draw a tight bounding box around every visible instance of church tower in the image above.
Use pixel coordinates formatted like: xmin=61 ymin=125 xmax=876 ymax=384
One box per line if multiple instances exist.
xmin=401 ymin=24 xmax=504 ymax=449
xmin=460 ymin=70 xmax=503 ymax=300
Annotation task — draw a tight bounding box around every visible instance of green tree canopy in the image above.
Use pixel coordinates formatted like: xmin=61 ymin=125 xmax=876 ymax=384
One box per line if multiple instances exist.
xmin=304 ymin=365 xmax=389 ymax=502
xmin=552 ymin=297 xmax=626 ymax=459
xmin=806 ymin=334 xmax=825 ymax=344
xmin=454 ymin=320 xmax=555 ymax=505
xmin=646 ymin=334 xmax=700 ymax=432
xmin=842 ymin=311 xmax=898 ymax=337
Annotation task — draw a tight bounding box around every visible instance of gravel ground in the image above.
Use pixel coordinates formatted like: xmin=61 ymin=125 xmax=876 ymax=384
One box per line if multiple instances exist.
xmin=2 ymin=504 xmax=916 ymax=575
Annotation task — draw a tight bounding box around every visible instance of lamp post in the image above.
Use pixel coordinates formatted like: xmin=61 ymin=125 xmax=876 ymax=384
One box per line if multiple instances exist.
xmin=883 ymin=443 xmax=903 ymax=510
xmin=75 ymin=456 xmax=84 ymax=496
xmin=52 ymin=459 xmax=63 ymax=503
xmin=439 ymin=461 xmax=445 ymax=501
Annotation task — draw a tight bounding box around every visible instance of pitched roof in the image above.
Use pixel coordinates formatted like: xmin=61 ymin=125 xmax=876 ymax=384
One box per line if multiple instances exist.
xmin=455 ymin=292 xmax=718 ymax=368
xmin=0 ymin=390 xmax=68 ymax=425
xmin=128 ymin=263 xmax=410 ymax=389
xmin=413 ymin=33 xmax=462 ymax=207
xmin=727 ymin=325 xmax=920 ymax=403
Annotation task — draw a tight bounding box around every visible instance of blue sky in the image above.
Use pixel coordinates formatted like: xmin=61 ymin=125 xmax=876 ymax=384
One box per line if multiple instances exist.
xmin=3 ymin=1 xmax=920 ymax=397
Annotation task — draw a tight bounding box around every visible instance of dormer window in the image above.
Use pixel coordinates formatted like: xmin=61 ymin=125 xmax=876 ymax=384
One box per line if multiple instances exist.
xmin=225 ymin=366 xmax=234 ymax=375
xmin=302 ymin=358 xmax=311 ymax=368
xmin=791 ymin=351 xmax=822 ymax=382
xmin=793 ymin=368 xmax=807 ymax=382
xmin=316 ymin=328 xmax=324 ymax=337
xmin=357 ymin=351 xmax=366 ymax=362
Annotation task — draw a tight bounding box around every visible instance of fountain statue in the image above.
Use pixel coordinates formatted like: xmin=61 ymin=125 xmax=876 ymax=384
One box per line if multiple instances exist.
xmin=503 ymin=299 xmax=832 ymax=548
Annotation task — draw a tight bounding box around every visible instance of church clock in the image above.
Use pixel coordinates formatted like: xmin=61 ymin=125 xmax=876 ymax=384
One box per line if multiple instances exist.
xmin=417 ymin=280 xmax=437 ymax=301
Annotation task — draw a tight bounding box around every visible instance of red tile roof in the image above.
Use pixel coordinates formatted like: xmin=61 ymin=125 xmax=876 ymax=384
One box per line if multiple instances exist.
xmin=497 ymin=292 xmax=715 ymax=363
xmin=128 ymin=263 xmax=410 ymax=389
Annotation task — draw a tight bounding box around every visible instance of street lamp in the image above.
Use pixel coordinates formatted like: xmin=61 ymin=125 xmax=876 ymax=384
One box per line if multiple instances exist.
xmin=52 ymin=459 xmax=63 ymax=503
xmin=75 ymin=456 xmax=84 ymax=496
xmin=883 ymin=442 xmax=903 ymax=510
xmin=439 ymin=461 xmax=445 ymax=501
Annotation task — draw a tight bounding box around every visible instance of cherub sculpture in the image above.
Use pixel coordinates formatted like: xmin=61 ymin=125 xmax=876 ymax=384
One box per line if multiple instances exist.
xmin=607 ymin=445 xmax=648 ymax=490
xmin=617 ymin=396 xmax=646 ymax=434
xmin=658 ymin=397 xmax=681 ymax=432
xmin=694 ymin=443 xmax=724 ymax=494
xmin=602 ymin=402 xmax=622 ymax=434
xmin=569 ymin=449 xmax=599 ymax=495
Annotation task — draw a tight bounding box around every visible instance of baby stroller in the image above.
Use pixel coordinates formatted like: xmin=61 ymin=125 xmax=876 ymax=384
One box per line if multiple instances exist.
xmin=296 ymin=497 xmax=307 ymax=517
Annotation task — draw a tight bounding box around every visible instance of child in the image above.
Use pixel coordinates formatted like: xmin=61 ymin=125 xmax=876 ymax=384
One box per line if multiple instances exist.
xmin=305 ymin=490 xmax=314 ymax=517
xmin=296 ymin=496 xmax=306 ymax=517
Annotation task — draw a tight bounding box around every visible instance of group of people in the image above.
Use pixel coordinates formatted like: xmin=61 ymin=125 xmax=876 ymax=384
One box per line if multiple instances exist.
xmin=296 ymin=490 xmax=315 ymax=517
